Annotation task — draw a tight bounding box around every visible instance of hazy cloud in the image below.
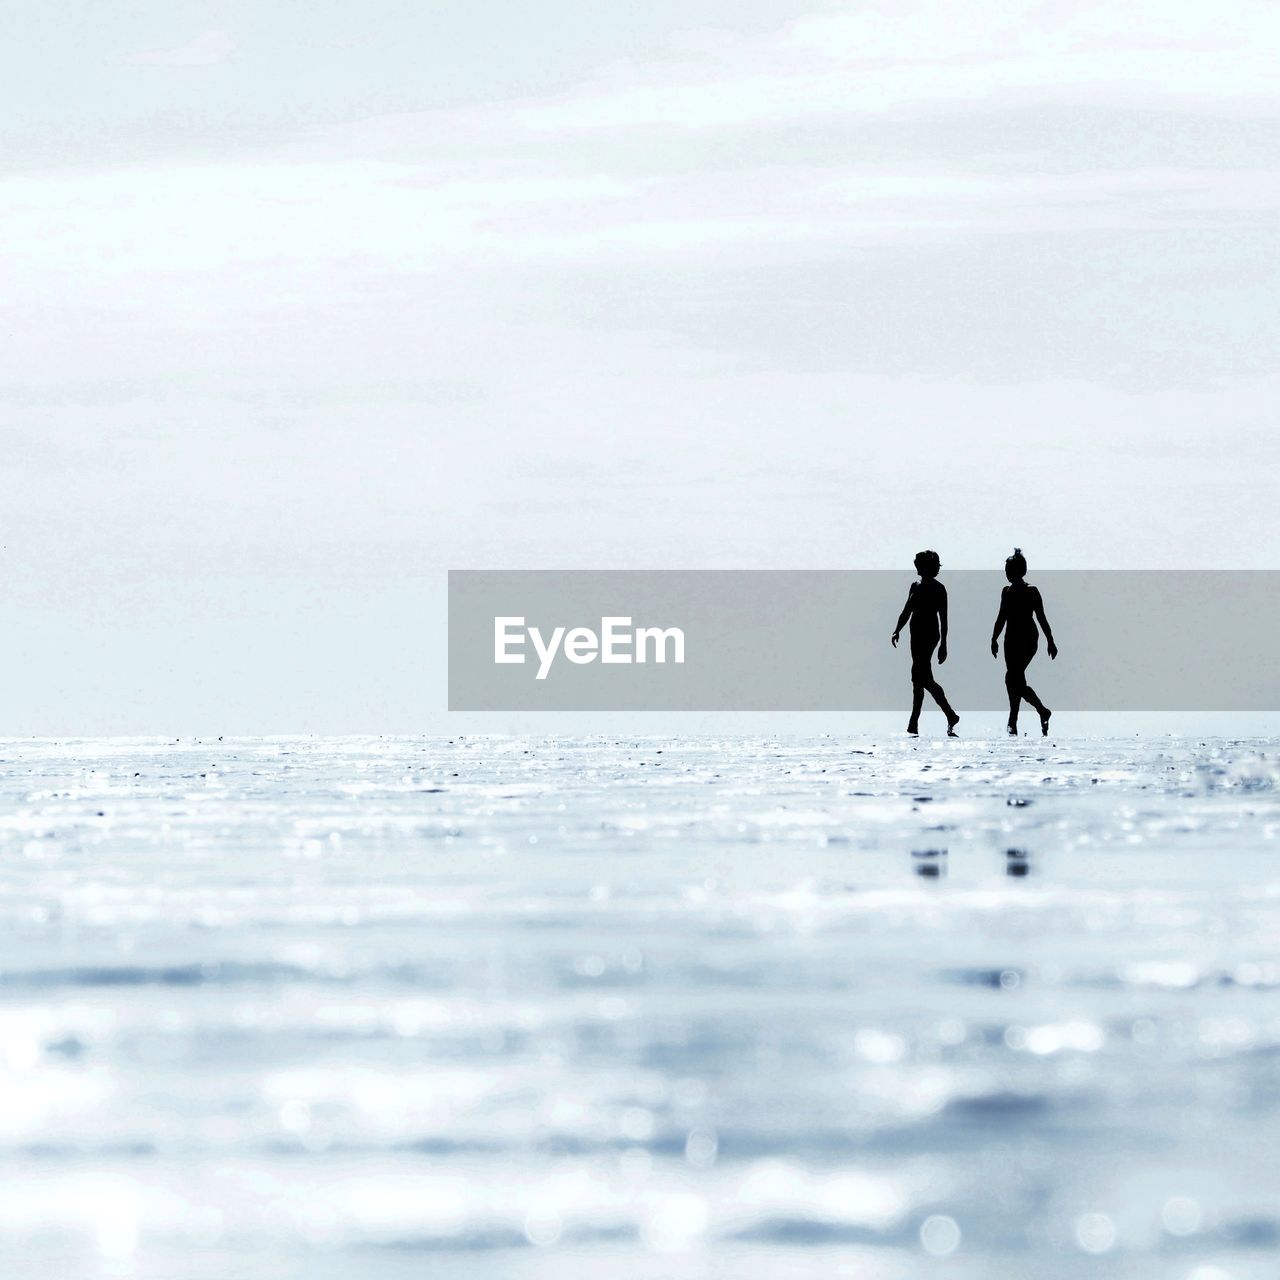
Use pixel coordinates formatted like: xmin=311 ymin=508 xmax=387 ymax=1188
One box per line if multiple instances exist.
xmin=127 ymin=30 xmax=236 ymax=68
xmin=6 ymin=0 xmax=1280 ymax=728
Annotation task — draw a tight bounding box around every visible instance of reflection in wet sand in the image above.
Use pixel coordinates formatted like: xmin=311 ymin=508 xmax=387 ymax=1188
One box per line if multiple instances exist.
xmin=0 ymin=734 xmax=1276 ymax=1278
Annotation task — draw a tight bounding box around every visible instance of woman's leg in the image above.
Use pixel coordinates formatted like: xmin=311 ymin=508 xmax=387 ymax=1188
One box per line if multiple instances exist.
xmin=922 ymin=669 xmax=957 ymax=724
xmin=912 ymin=639 xmax=958 ymax=732
xmin=1004 ymin=652 xmax=1026 ymax=731
xmin=1020 ymin=678 xmax=1048 ymax=718
xmin=1014 ymin=642 xmax=1047 ymax=718
xmin=1017 ymin=654 xmax=1051 ymax=732
xmin=908 ymin=637 xmax=929 ymax=732
xmin=908 ymin=645 xmax=930 ymax=732
xmin=908 ymin=672 xmax=925 ymax=733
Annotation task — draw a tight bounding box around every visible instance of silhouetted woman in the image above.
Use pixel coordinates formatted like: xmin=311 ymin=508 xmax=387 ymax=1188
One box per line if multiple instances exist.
xmin=892 ymin=550 xmax=959 ymax=737
xmin=991 ymin=547 xmax=1057 ymax=736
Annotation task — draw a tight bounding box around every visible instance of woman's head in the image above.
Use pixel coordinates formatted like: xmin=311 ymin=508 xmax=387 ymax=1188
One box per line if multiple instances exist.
xmin=1005 ymin=547 xmax=1027 ymax=582
xmin=914 ymin=549 xmax=941 ymax=578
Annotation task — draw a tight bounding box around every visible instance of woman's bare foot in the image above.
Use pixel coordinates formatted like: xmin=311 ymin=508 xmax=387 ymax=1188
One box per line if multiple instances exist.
xmin=1007 ymin=723 xmax=1018 ymax=736
xmin=1040 ymin=708 xmax=1052 ymax=736
xmin=946 ymin=714 xmax=960 ymax=738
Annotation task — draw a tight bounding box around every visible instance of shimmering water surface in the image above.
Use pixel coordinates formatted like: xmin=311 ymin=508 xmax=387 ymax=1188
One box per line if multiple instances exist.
xmin=2 ymin=735 xmax=1279 ymax=1279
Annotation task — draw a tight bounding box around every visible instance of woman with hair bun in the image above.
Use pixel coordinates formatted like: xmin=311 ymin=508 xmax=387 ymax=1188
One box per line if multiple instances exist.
xmin=991 ymin=547 xmax=1057 ymax=736
xmin=891 ymin=550 xmax=960 ymax=737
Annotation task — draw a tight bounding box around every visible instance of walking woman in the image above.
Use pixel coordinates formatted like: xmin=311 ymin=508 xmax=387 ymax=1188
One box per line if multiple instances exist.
xmin=991 ymin=548 xmax=1057 ymax=736
xmin=892 ymin=550 xmax=959 ymax=737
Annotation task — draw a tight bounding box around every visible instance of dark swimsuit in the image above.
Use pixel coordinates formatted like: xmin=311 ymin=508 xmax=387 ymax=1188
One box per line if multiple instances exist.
xmin=1001 ymin=582 xmax=1040 ymax=670
xmin=909 ymin=580 xmax=944 ymax=664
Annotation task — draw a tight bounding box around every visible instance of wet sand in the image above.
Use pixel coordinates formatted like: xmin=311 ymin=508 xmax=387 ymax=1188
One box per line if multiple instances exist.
xmin=0 ymin=734 xmax=1277 ymax=1278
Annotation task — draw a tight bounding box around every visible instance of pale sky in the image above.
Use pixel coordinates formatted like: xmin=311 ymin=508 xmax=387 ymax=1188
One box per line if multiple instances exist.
xmin=4 ymin=1 xmax=1279 ymax=732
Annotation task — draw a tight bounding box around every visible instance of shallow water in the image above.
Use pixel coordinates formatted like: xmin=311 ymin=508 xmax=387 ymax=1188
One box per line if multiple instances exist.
xmin=1 ymin=734 xmax=1278 ymax=1279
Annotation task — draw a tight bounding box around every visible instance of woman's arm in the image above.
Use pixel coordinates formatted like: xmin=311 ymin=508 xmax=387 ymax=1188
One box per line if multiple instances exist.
xmin=891 ymin=584 xmax=916 ymax=647
xmin=938 ymin=584 xmax=949 ymax=662
xmin=991 ymin=589 xmax=1007 ymax=657
xmin=1032 ymin=588 xmax=1058 ymax=658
